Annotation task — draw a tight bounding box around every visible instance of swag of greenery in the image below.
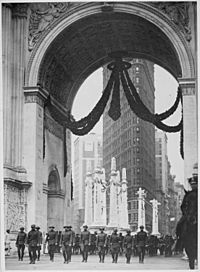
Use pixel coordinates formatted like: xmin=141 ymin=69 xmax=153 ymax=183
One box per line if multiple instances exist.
xmin=44 ymin=53 xmax=184 ymax=176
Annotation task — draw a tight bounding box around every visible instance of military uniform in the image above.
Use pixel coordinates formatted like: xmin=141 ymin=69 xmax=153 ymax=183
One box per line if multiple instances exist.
xmin=16 ymin=227 xmax=27 ymax=261
xmin=27 ymin=225 xmax=40 ymax=264
xmin=36 ymin=227 xmax=43 ymax=261
xmin=110 ymin=230 xmax=120 ymax=263
xmin=80 ymin=226 xmax=91 ymax=262
xmin=136 ymin=226 xmax=147 ymax=263
xmin=123 ymin=231 xmax=133 ymax=263
xmin=96 ymin=228 xmax=107 ymax=263
xmin=60 ymin=226 xmax=73 ymax=263
xmin=45 ymin=226 xmax=58 ymax=261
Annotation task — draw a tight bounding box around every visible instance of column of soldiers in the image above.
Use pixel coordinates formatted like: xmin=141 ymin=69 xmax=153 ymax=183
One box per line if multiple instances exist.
xmin=14 ymin=223 xmax=176 ymax=264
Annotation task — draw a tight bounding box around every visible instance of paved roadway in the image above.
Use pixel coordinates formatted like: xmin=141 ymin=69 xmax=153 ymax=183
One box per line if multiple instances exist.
xmin=4 ymin=253 xmax=197 ymax=270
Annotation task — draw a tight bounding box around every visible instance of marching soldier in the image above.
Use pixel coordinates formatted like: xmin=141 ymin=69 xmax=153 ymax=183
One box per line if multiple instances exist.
xmin=68 ymin=226 xmax=75 ymax=262
xmin=60 ymin=226 xmax=73 ymax=263
xmin=27 ymin=224 xmax=40 ymax=264
xmin=36 ymin=226 xmax=43 ymax=261
xmin=45 ymin=226 xmax=58 ymax=262
xmin=123 ymin=230 xmax=133 ymax=264
xmin=110 ymin=228 xmax=120 ymax=263
xmin=136 ymin=225 xmax=147 ymax=263
xmin=96 ymin=227 xmax=107 ymax=263
xmin=16 ymin=227 xmax=27 ymax=261
xmin=80 ymin=225 xmax=91 ymax=262
xmin=119 ymin=232 xmax=124 ymax=255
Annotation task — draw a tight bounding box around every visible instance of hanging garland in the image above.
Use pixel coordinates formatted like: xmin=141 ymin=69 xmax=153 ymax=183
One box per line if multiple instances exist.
xmin=45 ymin=55 xmax=184 ymax=158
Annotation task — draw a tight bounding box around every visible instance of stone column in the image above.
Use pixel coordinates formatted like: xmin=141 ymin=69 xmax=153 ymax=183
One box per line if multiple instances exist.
xmin=23 ymin=87 xmax=48 ymax=227
xmin=108 ymin=158 xmax=118 ymax=227
xmin=120 ymin=168 xmax=129 ymax=229
xmin=84 ymin=170 xmax=93 ymax=226
xmin=2 ymin=4 xmax=12 ymax=166
xmin=93 ymin=167 xmax=102 ymax=226
xmin=10 ymin=4 xmax=28 ymax=168
xmin=179 ymin=78 xmax=197 ymax=190
xmin=150 ymin=199 xmax=160 ymax=236
xmin=100 ymin=169 xmax=107 ymax=226
xmin=116 ymin=171 xmax=122 ymax=228
xmin=136 ymin=187 xmax=147 ymax=232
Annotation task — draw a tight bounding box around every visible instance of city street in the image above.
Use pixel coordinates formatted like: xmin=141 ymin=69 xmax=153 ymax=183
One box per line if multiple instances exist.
xmin=4 ymin=253 xmax=196 ymax=270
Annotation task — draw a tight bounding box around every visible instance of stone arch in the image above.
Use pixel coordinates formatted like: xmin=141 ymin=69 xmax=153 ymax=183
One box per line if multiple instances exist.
xmin=26 ymin=2 xmax=195 ymax=97
xmin=47 ymin=165 xmax=64 ymax=229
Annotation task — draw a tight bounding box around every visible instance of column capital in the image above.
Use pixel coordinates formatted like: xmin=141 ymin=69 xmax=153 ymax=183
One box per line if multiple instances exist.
xmin=12 ymin=3 xmax=28 ymax=18
xmin=24 ymin=86 xmax=49 ymax=107
xmin=178 ymin=78 xmax=196 ymax=95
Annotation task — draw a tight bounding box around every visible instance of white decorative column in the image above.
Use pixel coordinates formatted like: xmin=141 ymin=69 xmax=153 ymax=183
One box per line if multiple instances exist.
xmin=136 ymin=187 xmax=147 ymax=232
xmin=108 ymin=157 xmax=118 ymax=227
xmin=93 ymin=167 xmax=102 ymax=226
xmin=100 ymin=168 xmax=107 ymax=226
xmin=116 ymin=171 xmax=122 ymax=228
xmin=150 ymin=199 xmax=160 ymax=236
xmin=84 ymin=170 xmax=93 ymax=226
xmin=10 ymin=4 xmax=28 ymax=168
xmin=23 ymin=87 xmax=48 ymax=227
xmin=2 ymin=4 xmax=12 ymax=166
xmin=120 ymin=168 xmax=129 ymax=229
xmin=179 ymin=79 xmax=197 ymax=190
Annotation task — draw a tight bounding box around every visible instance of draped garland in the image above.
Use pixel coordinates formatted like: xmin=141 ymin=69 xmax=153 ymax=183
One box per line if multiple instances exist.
xmin=44 ymin=55 xmax=184 ymax=168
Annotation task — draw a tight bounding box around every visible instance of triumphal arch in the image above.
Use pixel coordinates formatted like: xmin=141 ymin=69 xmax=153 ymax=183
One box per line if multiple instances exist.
xmin=2 ymin=2 xmax=197 ymax=233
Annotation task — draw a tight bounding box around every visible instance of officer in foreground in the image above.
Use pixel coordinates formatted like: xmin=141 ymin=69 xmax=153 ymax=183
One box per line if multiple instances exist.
xmin=16 ymin=227 xmax=27 ymax=261
xmin=96 ymin=227 xmax=107 ymax=263
xmin=110 ymin=228 xmax=120 ymax=263
xmin=80 ymin=225 xmax=91 ymax=262
xmin=27 ymin=224 xmax=40 ymax=264
xmin=136 ymin=225 xmax=147 ymax=263
xmin=45 ymin=226 xmax=58 ymax=262
xmin=60 ymin=226 xmax=73 ymax=264
xmin=123 ymin=229 xmax=133 ymax=264
xmin=36 ymin=226 xmax=42 ymax=261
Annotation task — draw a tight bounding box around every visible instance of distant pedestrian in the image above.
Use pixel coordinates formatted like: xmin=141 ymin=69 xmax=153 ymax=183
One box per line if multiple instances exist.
xmin=36 ymin=226 xmax=42 ymax=261
xmin=123 ymin=230 xmax=133 ymax=264
xmin=16 ymin=227 xmax=27 ymax=261
xmin=60 ymin=226 xmax=73 ymax=264
xmin=136 ymin=225 xmax=147 ymax=263
xmin=80 ymin=225 xmax=91 ymax=262
xmin=45 ymin=226 xmax=58 ymax=262
xmin=5 ymin=229 xmax=11 ymax=256
xmin=27 ymin=224 xmax=40 ymax=264
xmin=110 ymin=228 xmax=120 ymax=263
xmin=68 ymin=226 xmax=75 ymax=261
xmin=96 ymin=227 xmax=107 ymax=263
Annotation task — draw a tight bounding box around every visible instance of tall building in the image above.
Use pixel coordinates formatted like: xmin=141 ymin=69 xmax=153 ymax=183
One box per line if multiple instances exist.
xmin=103 ymin=59 xmax=156 ymax=232
xmin=73 ymin=133 xmax=102 ymax=233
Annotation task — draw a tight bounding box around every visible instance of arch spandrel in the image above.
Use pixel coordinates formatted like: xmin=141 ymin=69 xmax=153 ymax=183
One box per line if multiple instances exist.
xmin=26 ymin=2 xmax=195 ymax=109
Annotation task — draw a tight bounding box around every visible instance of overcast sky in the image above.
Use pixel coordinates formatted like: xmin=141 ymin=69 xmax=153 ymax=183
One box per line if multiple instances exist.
xmin=71 ymin=65 xmax=184 ymax=184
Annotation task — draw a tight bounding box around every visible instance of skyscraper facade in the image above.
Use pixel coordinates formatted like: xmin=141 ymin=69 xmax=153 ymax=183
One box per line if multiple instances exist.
xmin=103 ymin=59 xmax=155 ymax=232
xmin=73 ymin=133 xmax=102 ymax=233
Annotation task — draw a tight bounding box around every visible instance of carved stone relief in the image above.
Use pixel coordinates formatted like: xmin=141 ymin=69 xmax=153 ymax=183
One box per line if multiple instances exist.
xmin=4 ymin=184 xmax=26 ymax=231
xmin=150 ymin=2 xmax=192 ymax=41
xmin=28 ymin=2 xmax=74 ymax=51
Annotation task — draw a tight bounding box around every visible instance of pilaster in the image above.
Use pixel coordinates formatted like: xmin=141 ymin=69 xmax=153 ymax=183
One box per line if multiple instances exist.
xmin=10 ymin=4 xmax=28 ymax=168
xmin=179 ymin=78 xmax=197 ymax=190
xmin=23 ymin=86 xmax=48 ymax=227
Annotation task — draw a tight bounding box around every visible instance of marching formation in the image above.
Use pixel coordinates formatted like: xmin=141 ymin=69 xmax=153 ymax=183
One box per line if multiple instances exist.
xmin=15 ymin=224 xmax=178 ymax=265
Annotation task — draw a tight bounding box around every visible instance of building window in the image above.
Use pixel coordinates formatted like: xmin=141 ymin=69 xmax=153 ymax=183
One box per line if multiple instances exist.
xmin=136 ymin=77 xmax=139 ymax=83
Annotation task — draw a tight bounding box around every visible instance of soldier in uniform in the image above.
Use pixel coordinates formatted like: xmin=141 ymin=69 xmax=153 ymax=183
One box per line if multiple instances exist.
xmin=123 ymin=229 xmax=133 ymax=264
xmin=136 ymin=225 xmax=147 ymax=263
xmin=16 ymin=227 xmax=27 ymax=261
xmin=36 ymin=226 xmax=43 ymax=261
xmin=80 ymin=225 xmax=91 ymax=262
xmin=96 ymin=227 xmax=107 ymax=263
xmin=68 ymin=226 xmax=75 ymax=262
xmin=27 ymin=224 xmax=40 ymax=264
xmin=110 ymin=228 xmax=120 ymax=263
xmin=60 ymin=226 xmax=73 ymax=263
xmin=119 ymin=232 xmax=124 ymax=255
xmin=45 ymin=226 xmax=58 ymax=262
